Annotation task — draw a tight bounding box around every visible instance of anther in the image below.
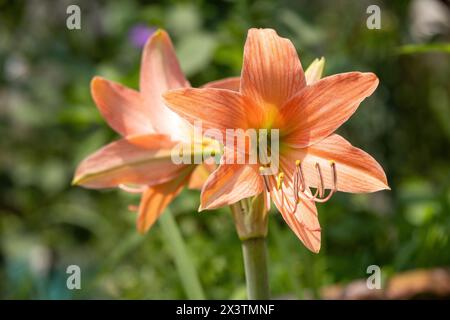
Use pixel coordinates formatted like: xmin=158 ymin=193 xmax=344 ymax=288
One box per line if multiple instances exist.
xmin=274 ymin=172 xmax=298 ymax=214
xmin=295 ymin=160 xmax=306 ymax=192
xmin=276 ymin=172 xmax=284 ymax=190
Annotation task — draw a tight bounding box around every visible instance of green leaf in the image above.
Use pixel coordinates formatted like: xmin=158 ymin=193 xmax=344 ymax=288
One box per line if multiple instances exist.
xmin=397 ymin=43 xmax=450 ymax=54
xmin=159 ymin=209 xmax=206 ymax=299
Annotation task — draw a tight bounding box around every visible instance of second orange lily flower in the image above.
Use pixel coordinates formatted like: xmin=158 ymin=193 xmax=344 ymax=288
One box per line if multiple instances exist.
xmin=73 ymin=30 xmax=239 ymax=233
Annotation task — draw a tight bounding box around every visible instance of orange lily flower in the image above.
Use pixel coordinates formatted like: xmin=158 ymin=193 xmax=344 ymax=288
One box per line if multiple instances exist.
xmin=73 ymin=29 xmax=239 ymax=233
xmin=163 ymin=28 xmax=389 ymax=253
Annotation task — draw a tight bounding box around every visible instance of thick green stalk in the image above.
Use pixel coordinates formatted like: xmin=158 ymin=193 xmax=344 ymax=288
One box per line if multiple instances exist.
xmin=241 ymin=237 xmax=270 ymax=299
xmin=159 ymin=208 xmax=205 ymax=299
xmin=230 ymin=195 xmax=270 ymax=300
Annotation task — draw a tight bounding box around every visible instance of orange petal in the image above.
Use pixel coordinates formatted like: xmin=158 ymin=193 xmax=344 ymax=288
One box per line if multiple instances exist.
xmin=139 ymin=29 xmax=191 ymax=139
xmin=282 ymin=72 xmax=379 ymax=148
xmin=240 ymin=28 xmax=306 ymax=107
xmin=188 ymin=163 xmax=216 ymax=190
xmin=91 ymin=77 xmax=154 ymax=136
xmin=164 ymin=88 xmax=251 ymax=131
xmin=304 ymin=57 xmax=325 ymax=85
xmin=286 ymin=134 xmax=389 ymax=193
xmin=137 ymin=175 xmax=187 ymax=233
xmin=200 ymin=161 xmax=263 ymax=210
xmin=73 ymin=134 xmax=186 ymax=189
xmin=267 ymin=172 xmax=321 ymax=253
xmin=202 ymin=77 xmax=240 ymax=91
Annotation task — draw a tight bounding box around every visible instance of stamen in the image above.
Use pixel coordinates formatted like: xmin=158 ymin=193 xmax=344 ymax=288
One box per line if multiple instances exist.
xmin=328 ymin=161 xmax=337 ymax=189
xmin=293 ymin=160 xmax=338 ymax=203
xmin=276 ymin=172 xmax=284 ymax=190
xmin=293 ymin=160 xmax=302 ymax=203
xmin=315 ymin=163 xmax=324 ymax=198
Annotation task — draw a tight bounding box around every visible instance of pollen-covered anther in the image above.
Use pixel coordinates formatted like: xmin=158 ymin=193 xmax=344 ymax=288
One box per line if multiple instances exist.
xmin=294 ymin=160 xmax=337 ymax=203
xmin=276 ymin=172 xmax=284 ymax=190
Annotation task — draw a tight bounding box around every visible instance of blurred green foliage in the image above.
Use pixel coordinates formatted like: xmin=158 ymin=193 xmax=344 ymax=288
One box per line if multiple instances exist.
xmin=0 ymin=0 xmax=449 ymax=299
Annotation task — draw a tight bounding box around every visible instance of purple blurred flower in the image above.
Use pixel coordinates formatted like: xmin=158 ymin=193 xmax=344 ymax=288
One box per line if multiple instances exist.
xmin=129 ymin=24 xmax=156 ymax=48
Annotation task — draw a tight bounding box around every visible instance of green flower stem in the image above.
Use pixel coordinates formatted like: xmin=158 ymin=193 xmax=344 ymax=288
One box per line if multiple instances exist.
xmin=241 ymin=237 xmax=270 ymax=300
xmin=230 ymin=196 xmax=270 ymax=300
xmin=159 ymin=208 xmax=205 ymax=300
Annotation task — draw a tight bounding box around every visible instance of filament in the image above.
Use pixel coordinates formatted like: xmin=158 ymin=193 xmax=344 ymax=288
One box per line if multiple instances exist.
xmin=293 ymin=160 xmax=337 ymax=203
xmin=259 ymin=160 xmax=338 ymax=217
xmin=259 ymin=166 xmax=271 ymax=192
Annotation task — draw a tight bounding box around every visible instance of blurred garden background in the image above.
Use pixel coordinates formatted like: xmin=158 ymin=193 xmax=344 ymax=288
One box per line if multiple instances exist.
xmin=0 ymin=0 xmax=449 ymax=299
